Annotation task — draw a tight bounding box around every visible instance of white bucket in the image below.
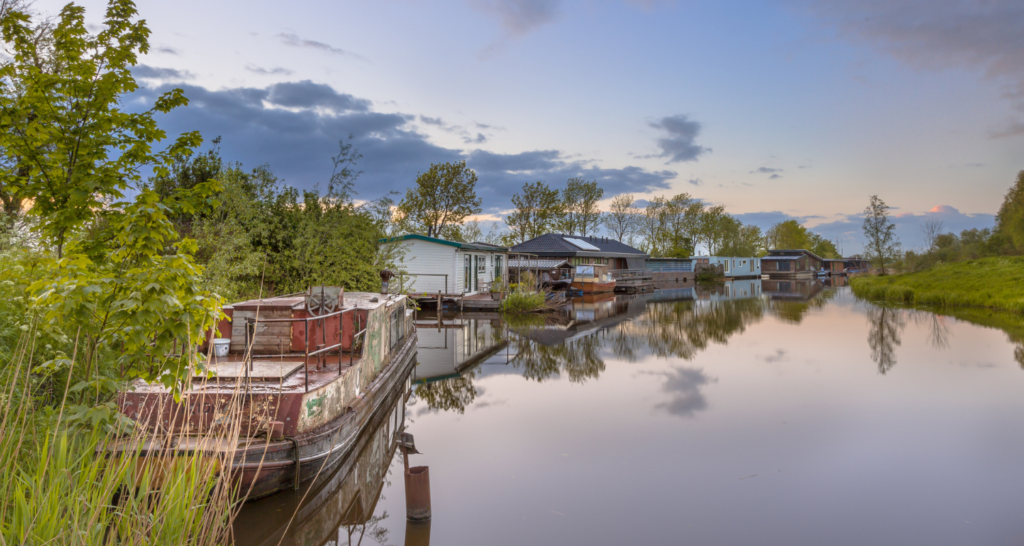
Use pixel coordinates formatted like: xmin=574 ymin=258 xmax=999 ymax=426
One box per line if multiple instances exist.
xmin=213 ymin=338 xmax=231 ymax=358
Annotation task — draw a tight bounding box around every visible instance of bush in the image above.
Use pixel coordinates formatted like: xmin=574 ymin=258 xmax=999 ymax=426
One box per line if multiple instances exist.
xmin=500 ymin=290 xmax=546 ymax=313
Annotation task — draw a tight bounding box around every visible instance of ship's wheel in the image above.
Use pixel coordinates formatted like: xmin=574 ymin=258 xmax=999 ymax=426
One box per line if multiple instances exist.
xmin=305 ymin=286 xmax=341 ymax=316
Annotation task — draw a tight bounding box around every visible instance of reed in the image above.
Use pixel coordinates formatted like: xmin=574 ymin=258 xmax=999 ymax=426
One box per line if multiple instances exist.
xmin=0 ymin=327 xmax=248 ymax=546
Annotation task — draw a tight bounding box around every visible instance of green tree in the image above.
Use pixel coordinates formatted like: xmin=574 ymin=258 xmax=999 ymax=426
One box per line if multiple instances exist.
xmin=993 ymin=170 xmax=1024 ymax=254
xmin=0 ymin=0 xmax=221 ymax=403
xmin=557 ymin=177 xmax=603 ymax=236
xmin=807 ymin=233 xmax=840 ymax=259
xmin=397 ymin=160 xmax=482 ymax=239
xmin=506 ymin=180 xmax=562 ymax=244
xmin=766 ymin=219 xmax=809 ymax=250
xmin=862 ymin=195 xmax=901 ymax=274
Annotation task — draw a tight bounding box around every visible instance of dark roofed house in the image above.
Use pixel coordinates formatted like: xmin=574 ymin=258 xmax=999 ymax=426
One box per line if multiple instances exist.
xmin=509 ymin=233 xmax=648 ymax=270
xmin=760 ymin=249 xmax=824 ymax=278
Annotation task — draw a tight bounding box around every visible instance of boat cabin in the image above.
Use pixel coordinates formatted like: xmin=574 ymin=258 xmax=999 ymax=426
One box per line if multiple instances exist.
xmin=380 ymin=234 xmax=509 ymax=297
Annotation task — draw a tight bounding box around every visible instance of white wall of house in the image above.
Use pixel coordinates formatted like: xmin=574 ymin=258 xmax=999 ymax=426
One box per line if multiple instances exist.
xmin=397 ymin=238 xmax=507 ymax=296
xmin=398 ymin=239 xmax=457 ymax=294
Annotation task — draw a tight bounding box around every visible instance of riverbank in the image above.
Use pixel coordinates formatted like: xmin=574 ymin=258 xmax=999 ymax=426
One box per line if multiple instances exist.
xmin=849 ymin=256 xmax=1024 ymax=313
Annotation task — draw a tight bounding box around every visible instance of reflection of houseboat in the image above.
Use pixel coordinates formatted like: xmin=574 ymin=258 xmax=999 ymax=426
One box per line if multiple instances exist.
xmin=695 ymin=279 xmax=762 ymax=301
xmin=571 ymin=264 xmax=617 ymax=294
xmin=233 ymin=361 xmax=414 ymax=546
xmin=117 ymin=288 xmax=417 ymax=499
xmin=413 ymin=315 xmax=507 ymax=383
xmin=761 ymin=279 xmax=825 ymax=301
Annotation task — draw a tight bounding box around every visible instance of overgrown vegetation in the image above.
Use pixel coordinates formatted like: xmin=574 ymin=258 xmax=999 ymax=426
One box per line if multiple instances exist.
xmin=0 ymin=0 xmax=402 ymax=542
xmin=850 ymin=257 xmax=1024 ymax=313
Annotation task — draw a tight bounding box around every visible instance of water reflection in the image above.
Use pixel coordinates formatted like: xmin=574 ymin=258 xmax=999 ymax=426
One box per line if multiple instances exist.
xmin=233 ymin=364 xmax=413 ymax=546
xmin=235 ymin=281 xmax=1024 ymax=546
xmin=866 ymin=305 xmax=906 ymax=374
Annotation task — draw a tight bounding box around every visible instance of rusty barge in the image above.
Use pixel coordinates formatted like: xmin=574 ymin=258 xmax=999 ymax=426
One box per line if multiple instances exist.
xmin=117 ymin=288 xmax=417 ymax=500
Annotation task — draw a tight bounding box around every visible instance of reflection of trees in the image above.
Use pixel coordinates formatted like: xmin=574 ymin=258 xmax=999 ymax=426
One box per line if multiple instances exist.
xmin=414 ymin=369 xmax=478 ymax=413
xmin=867 ymin=305 xmax=906 ymax=374
xmin=340 ymin=512 xmax=392 ymax=545
xmin=768 ymin=289 xmax=836 ymax=324
xmin=608 ymin=299 xmax=764 ymax=361
xmin=906 ymin=310 xmax=951 ymax=350
xmin=511 ymin=333 xmax=605 ymax=384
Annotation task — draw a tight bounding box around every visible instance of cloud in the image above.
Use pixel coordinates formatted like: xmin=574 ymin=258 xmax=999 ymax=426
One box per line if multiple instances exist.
xmin=132 ymin=80 xmax=674 ymax=213
xmin=654 ymin=367 xmax=715 ymax=418
xmin=751 ymin=167 xmax=782 ymax=174
xmin=688 ymin=177 xmax=702 ymax=186
xmin=245 ymin=64 xmax=293 ymax=76
xmin=277 ymin=33 xmax=365 ymax=60
xmin=420 ymin=116 xmax=445 ymax=126
xmin=806 ymin=0 xmax=1024 ymax=134
xmin=464 ymin=133 xmax=488 ymax=144
xmin=769 ymin=173 xmax=781 ymax=180
xmin=762 ymin=349 xmax=786 ymax=363
xmin=990 ymin=119 xmax=1024 ymax=138
xmin=132 ymin=65 xmax=193 ymax=80
xmin=473 ymin=0 xmax=561 ymax=36
xmin=808 ymin=204 xmax=996 ymax=254
xmin=264 ymin=80 xmax=371 ymax=112
xmin=646 ymin=114 xmax=711 ymax=164
xmin=154 ymin=46 xmax=179 ymax=55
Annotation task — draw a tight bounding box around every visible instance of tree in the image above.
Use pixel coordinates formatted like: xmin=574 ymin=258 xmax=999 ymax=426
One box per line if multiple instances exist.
xmin=697 ymin=205 xmax=729 ymax=255
xmin=605 ymin=193 xmax=638 ymax=242
xmin=921 ymin=218 xmax=944 ymax=250
xmin=993 ymin=170 xmax=1024 ymax=254
xmin=862 ymin=195 xmax=901 ymax=274
xmin=557 ymin=177 xmax=603 ymax=236
xmin=766 ymin=220 xmax=809 ymax=250
xmin=807 ymin=233 xmax=840 ymax=259
xmin=397 ymin=160 xmax=481 ymax=239
xmin=506 ymin=180 xmax=562 ymax=244
xmin=450 ymin=219 xmax=483 ymax=243
xmin=0 ymin=2 xmax=201 ymax=258
xmin=720 ymin=223 xmax=764 ymax=257
xmin=0 ymin=0 xmax=222 ymax=401
xmin=636 ymin=197 xmax=669 ymax=255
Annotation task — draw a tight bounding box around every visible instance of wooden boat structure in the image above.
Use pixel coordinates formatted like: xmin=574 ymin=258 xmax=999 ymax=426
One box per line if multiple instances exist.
xmin=116 ymin=287 xmax=417 ymax=500
xmin=570 ymin=264 xmax=616 ymax=294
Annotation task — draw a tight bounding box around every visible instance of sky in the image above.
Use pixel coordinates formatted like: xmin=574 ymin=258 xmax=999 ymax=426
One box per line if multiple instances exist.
xmin=35 ymin=0 xmax=1024 ymax=253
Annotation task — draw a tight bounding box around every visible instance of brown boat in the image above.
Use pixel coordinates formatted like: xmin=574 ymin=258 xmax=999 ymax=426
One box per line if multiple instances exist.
xmin=117 ymin=288 xmax=417 ymax=500
xmin=570 ymin=264 xmax=617 ymax=294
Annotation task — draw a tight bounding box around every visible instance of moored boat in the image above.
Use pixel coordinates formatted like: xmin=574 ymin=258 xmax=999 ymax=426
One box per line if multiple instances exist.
xmin=116 ymin=287 xmax=417 ymax=500
xmin=570 ymin=264 xmax=616 ymax=294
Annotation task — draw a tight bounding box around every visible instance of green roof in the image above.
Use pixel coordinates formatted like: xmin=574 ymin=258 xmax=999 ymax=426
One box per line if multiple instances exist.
xmin=379 ymin=233 xmax=509 ymax=252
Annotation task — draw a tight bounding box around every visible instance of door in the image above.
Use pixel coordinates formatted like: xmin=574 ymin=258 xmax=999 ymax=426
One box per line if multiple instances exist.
xmin=473 ymin=255 xmax=479 ymax=292
xmin=779 ymin=260 xmax=790 ymax=272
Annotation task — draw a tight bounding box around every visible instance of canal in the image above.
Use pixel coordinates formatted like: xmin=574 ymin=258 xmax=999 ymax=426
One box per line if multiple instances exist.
xmin=236 ymin=280 xmax=1024 ymax=545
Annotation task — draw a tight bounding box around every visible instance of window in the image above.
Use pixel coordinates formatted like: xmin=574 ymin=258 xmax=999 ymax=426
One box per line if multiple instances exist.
xmin=464 ymin=255 xmax=470 ymax=291
xmin=477 ymin=255 xmax=486 ymax=273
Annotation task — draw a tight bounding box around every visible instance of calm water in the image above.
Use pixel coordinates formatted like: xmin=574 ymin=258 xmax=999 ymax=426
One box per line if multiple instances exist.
xmin=237 ymin=281 xmax=1024 ymax=545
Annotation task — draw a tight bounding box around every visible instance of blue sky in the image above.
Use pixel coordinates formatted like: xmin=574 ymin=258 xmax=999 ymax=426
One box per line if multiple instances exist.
xmin=41 ymin=0 xmax=1023 ymax=252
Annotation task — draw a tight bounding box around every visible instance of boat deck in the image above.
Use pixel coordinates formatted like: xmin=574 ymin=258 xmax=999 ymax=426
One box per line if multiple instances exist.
xmin=133 ymin=353 xmax=365 ymax=394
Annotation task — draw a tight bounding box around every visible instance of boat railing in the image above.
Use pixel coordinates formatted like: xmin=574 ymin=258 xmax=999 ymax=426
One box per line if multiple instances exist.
xmin=610 ymin=269 xmax=654 ymax=280
xmin=245 ymin=306 xmax=365 ymax=393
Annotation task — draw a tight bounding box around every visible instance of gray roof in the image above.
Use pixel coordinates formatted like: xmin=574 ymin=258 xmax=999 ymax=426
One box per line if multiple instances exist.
xmin=510 ymin=233 xmax=648 ymax=258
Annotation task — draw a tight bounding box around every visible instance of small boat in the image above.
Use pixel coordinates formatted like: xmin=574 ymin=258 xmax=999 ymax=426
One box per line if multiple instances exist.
xmin=116 ymin=287 xmax=417 ymax=500
xmin=570 ymin=264 xmax=616 ymax=294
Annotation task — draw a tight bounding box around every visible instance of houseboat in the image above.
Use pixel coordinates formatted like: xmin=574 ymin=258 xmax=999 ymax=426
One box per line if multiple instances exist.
xmin=760 ymin=249 xmax=825 ymax=278
xmin=117 ymin=286 xmax=417 ymax=500
xmin=571 ymin=264 xmax=616 ymax=294
xmin=380 ymin=233 xmax=509 ymax=300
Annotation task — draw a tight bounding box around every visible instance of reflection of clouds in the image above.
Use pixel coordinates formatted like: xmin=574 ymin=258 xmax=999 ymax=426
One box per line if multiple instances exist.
xmin=762 ymin=349 xmax=786 ymax=363
xmin=652 ymin=367 xmax=716 ymax=418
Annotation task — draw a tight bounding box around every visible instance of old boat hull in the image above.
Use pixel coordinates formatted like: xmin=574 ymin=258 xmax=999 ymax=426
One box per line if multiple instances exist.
xmin=232 ymin=334 xmax=416 ymax=499
xmin=571 ymin=280 xmax=616 ymax=294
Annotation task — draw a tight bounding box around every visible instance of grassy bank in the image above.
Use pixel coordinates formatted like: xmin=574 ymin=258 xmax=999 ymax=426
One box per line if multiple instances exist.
xmin=850 ymin=256 xmax=1024 ymax=313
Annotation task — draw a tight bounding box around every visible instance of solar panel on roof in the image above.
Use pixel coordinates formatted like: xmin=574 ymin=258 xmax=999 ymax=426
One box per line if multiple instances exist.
xmin=564 ymin=237 xmax=600 ymax=251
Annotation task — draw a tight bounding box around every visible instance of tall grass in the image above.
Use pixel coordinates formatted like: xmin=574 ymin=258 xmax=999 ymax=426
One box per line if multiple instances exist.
xmin=850 ymin=256 xmax=1024 ymax=314
xmin=0 ymin=325 xmax=247 ymax=546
